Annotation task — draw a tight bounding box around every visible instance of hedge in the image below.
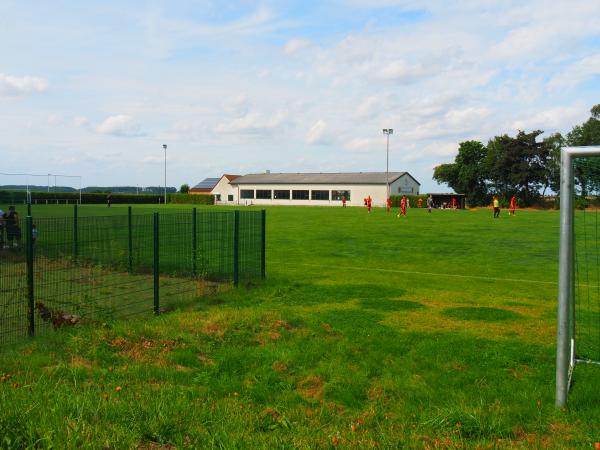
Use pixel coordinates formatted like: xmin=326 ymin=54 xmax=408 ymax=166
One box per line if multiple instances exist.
xmin=390 ymin=194 xmax=429 ymax=208
xmin=167 ymin=193 xmax=214 ymax=205
xmin=0 ymin=190 xmax=214 ymax=205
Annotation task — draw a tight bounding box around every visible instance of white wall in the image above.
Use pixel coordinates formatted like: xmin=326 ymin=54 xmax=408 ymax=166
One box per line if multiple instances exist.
xmin=212 ymin=177 xmax=237 ymax=204
xmin=390 ymin=174 xmax=420 ymax=196
xmin=229 ymin=183 xmax=390 ymax=207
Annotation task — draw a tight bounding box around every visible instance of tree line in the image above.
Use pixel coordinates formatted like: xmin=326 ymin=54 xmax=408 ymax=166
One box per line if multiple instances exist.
xmin=433 ymin=104 xmax=600 ymax=206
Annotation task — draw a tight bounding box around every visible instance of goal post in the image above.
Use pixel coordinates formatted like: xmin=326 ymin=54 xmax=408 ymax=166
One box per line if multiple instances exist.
xmin=556 ymin=145 xmax=600 ymax=407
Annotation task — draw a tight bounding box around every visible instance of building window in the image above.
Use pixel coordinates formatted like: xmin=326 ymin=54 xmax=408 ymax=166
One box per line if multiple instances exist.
xmin=215 ymin=194 xmax=221 ymax=201
xmin=311 ymin=190 xmax=329 ymax=200
xmin=228 ymin=194 xmax=233 ymax=201
xmin=240 ymin=189 xmax=254 ymax=199
xmin=292 ymin=190 xmax=309 ymax=200
xmin=256 ymin=190 xmax=272 ymax=199
xmin=331 ymin=190 xmax=351 ymax=201
xmin=274 ymin=190 xmax=290 ymax=199
xmin=399 ymin=187 xmax=413 ymax=193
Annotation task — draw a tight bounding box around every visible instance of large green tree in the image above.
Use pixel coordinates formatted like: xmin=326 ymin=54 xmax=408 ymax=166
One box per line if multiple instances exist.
xmin=566 ymin=104 xmax=600 ymax=195
xmin=433 ymin=140 xmax=489 ymax=205
xmin=485 ymin=130 xmax=550 ymax=205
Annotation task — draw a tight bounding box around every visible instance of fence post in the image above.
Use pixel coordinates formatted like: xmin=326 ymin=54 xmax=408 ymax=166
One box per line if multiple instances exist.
xmin=261 ymin=209 xmax=266 ymax=279
xmin=73 ymin=203 xmax=78 ymax=259
xmin=128 ymin=206 xmax=133 ymax=273
xmin=192 ymin=207 xmax=197 ymax=276
xmin=27 ymin=202 xmax=31 ymax=216
xmin=233 ymin=210 xmax=239 ymax=286
xmin=26 ymin=216 xmax=35 ymax=337
xmin=153 ymin=212 xmax=160 ymax=315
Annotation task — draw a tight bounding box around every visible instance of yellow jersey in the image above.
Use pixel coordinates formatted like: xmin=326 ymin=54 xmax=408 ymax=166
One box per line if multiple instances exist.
xmin=493 ymin=199 xmax=499 ymax=208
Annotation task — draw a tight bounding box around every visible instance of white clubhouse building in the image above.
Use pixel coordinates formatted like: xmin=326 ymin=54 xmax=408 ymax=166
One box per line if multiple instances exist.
xmin=209 ymin=172 xmax=420 ymax=207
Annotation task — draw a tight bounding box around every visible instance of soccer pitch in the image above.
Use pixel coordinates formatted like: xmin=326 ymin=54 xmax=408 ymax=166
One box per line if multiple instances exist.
xmin=1 ymin=205 xmax=598 ymax=448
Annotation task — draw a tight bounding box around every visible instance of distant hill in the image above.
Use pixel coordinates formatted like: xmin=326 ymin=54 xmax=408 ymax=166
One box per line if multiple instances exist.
xmin=0 ymin=185 xmax=177 ymax=194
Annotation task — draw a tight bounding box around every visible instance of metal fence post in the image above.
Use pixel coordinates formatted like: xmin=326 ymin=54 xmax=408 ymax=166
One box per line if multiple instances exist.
xmin=128 ymin=206 xmax=133 ymax=273
xmin=192 ymin=207 xmax=197 ymax=276
xmin=26 ymin=216 xmax=35 ymax=337
xmin=233 ymin=210 xmax=239 ymax=286
xmin=261 ymin=209 xmax=266 ymax=279
xmin=73 ymin=203 xmax=78 ymax=259
xmin=153 ymin=212 xmax=160 ymax=315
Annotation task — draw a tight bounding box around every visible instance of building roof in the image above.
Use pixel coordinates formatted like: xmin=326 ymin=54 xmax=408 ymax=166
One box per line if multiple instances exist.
xmin=191 ymin=177 xmax=220 ymax=192
xmin=223 ymin=174 xmax=240 ymax=181
xmin=232 ymin=172 xmax=419 ymax=185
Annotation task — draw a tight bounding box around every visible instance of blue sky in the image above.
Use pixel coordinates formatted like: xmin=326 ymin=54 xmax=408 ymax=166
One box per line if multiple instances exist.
xmin=1 ymin=0 xmax=600 ymax=191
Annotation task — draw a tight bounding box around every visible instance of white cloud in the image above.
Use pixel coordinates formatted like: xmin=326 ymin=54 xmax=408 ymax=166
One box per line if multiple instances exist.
xmin=306 ymin=120 xmax=332 ymax=145
xmin=215 ymin=110 xmax=287 ymax=135
xmin=509 ymin=104 xmax=588 ymax=132
xmin=222 ymin=94 xmax=249 ymax=117
xmin=548 ymin=54 xmax=600 ymax=91
xmin=284 ymin=38 xmax=311 ymax=55
xmin=343 ymin=136 xmax=384 ymax=152
xmin=96 ymin=115 xmax=145 ymax=137
xmin=0 ymin=73 xmax=47 ymax=96
xmin=73 ymin=116 xmax=90 ymax=128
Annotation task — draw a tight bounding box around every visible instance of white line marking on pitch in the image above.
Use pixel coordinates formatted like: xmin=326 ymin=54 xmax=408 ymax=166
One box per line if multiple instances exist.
xmin=279 ymin=262 xmax=559 ymax=286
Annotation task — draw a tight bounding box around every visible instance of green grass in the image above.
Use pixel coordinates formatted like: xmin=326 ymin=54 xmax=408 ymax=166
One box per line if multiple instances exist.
xmin=1 ymin=205 xmax=599 ymax=448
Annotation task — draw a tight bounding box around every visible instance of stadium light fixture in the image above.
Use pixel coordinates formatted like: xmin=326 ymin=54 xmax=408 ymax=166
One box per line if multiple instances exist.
xmin=383 ymin=129 xmax=394 ymax=200
xmin=163 ymin=144 xmax=167 ymax=205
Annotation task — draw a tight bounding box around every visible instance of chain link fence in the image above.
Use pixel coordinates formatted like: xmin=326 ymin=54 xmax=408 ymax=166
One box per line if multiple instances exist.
xmin=0 ymin=207 xmax=265 ymax=345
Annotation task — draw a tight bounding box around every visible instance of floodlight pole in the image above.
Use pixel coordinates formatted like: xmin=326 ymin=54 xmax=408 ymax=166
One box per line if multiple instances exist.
xmin=383 ymin=129 xmax=393 ymax=201
xmin=163 ymin=144 xmax=167 ymax=205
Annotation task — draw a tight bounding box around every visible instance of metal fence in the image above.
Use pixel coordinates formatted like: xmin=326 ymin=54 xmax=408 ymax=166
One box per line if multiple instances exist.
xmin=0 ymin=207 xmax=265 ymax=345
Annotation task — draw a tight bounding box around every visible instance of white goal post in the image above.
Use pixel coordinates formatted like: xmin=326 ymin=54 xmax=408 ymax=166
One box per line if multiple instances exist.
xmin=556 ymin=145 xmax=600 ymax=407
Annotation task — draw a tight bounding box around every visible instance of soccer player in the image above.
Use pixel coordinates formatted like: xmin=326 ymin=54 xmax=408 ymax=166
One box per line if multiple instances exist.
xmin=107 ymin=193 xmax=112 ymax=208
xmin=367 ymin=196 xmax=372 ymax=213
xmin=342 ymin=195 xmax=347 ymax=208
xmin=386 ymin=196 xmax=391 ymax=212
xmin=452 ymin=197 xmax=457 ymax=209
xmin=398 ymin=195 xmax=407 ymax=217
xmin=427 ymin=195 xmax=433 ymax=213
xmin=493 ymin=195 xmax=500 ymax=218
xmin=418 ymin=198 xmax=423 ymax=208
xmin=509 ymin=195 xmax=517 ymax=216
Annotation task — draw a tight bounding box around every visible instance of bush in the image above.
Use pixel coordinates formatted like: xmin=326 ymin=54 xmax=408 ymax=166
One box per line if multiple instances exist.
xmin=167 ymin=194 xmax=214 ymax=205
xmin=390 ymin=194 xmax=429 ymax=208
xmin=0 ymin=190 xmax=216 ymax=205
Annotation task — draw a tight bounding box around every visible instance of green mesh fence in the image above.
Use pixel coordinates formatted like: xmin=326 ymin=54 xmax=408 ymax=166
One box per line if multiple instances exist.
xmin=574 ymin=157 xmax=600 ymax=363
xmin=0 ymin=208 xmax=265 ymax=345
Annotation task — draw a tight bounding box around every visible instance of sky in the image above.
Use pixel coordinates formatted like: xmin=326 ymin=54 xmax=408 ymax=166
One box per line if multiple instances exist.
xmin=1 ymin=0 xmax=600 ymax=192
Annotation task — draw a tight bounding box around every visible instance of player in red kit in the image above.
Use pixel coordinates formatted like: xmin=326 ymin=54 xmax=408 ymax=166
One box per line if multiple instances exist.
xmin=367 ymin=196 xmax=372 ymax=213
xmin=342 ymin=195 xmax=347 ymax=208
xmin=452 ymin=197 xmax=457 ymax=209
xmin=509 ymin=195 xmax=517 ymax=216
xmin=386 ymin=196 xmax=392 ymax=212
xmin=418 ymin=198 xmax=423 ymax=208
xmin=397 ymin=195 xmax=407 ymax=217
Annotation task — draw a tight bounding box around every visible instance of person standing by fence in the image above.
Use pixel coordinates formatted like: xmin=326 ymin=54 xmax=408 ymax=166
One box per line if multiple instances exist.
xmin=342 ymin=195 xmax=347 ymax=208
xmin=0 ymin=208 xmax=5 ymax=248
xmin=5 ymin=206 xmax=21 ymax=248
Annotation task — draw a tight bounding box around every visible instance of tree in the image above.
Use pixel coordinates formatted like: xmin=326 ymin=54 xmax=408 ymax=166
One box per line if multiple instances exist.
xmin=179 ymin=184 xmax=190 ymax=194
xmin=433 ymin=140 xmax=489 ymax=205
xmin=566 ymin=104 xmax=600 ymax=195
xmin=542 ymin=132 xmax=564 ymax=196
xmin=485 ymin=130 xmax=550 ymax=205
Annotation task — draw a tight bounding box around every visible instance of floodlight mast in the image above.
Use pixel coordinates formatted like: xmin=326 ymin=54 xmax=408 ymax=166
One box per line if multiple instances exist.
xmin=163 ymin=144 xmax=167 ymax=205
xmin=383 ymin=129 xmax=393 ymax=201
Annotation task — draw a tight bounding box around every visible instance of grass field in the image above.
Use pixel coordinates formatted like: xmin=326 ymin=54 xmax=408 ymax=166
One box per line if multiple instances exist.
xmin=1 ymin=204 xmax=599 ymax=448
